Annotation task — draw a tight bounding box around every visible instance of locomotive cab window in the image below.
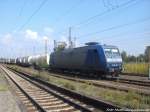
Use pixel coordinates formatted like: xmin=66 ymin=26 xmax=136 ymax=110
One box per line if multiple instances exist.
xmin=104 ymin=48 xmax=120 ymax=58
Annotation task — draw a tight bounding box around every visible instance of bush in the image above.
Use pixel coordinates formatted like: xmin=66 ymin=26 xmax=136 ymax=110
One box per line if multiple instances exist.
xmin=63 ymin=82 xmax=75 ymax=90
xmin=123 ymin=63 xmax=149 ymax=75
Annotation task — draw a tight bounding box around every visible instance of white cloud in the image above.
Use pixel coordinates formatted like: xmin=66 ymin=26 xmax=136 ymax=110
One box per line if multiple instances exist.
xmin=44 ymin=27 xmax=54 ymax=34
xmin=60 ymin=35 xmax=68 ymax=42
xmin=1 ymin=33 xmax=13 ymax=45
xmin=43 ymin=36 xmax=49 ymax=41
xmin=0 ymin=28 xmax=56 ymax=57
xmin=42 ymin=36 xmax=53 ymax=44
xmin=25 ymin=29 xmax=38 ymax=40
xmin=42 ymin=36 xmax=51 ymax=44
xmin=42 ymin=36 xmax=53 ymax=48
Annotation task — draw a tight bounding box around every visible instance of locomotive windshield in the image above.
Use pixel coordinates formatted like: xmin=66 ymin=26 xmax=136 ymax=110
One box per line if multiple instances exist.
xmin=104 ymin=48 xmax=120 ymax=58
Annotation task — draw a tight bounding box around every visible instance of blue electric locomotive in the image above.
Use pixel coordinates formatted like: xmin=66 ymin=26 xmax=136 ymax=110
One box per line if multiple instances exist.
xmin=50 ymin=42 xmax=122 ymax=78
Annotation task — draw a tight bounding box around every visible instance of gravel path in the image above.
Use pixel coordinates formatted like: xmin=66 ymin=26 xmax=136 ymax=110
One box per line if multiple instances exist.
xmin=0 ymin=67 xmax=21 ymax=112
xmin=0 ymin=91 xmax=21 ymax=112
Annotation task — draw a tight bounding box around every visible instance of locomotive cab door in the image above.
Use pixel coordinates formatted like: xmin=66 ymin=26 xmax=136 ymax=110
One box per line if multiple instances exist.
xmin=85 ymin=49 xmax=100 ymax=69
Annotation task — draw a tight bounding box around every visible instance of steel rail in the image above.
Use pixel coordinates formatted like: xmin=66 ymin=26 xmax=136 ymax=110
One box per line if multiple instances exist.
xmin=6 ymin=66 xmax=125 ymax=112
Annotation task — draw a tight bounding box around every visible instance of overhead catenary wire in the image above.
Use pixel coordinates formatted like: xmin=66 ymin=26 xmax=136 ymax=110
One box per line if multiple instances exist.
xmin=93 ymin=30 xmax=150 ymax=42
xmin=106 ymin=0 xmax=115 ymax=9
xmin=114 ymin=0 xmax=119 ymax=8
xmin=18 ymin=0 xmax=48 ymax=31
xmin=102 ymin=0 xmax=110 ymax=10
xmin=77 ymin=30 xmax=150 ymax=46
xmin=12 ymin=0 xmax=28 ymax=31
xmin=77 ymin=17 xmax=150 ymax=39
xmin=54 ymin=0 xmax=84 ymax=24
xmin=55 ymin=0 xmax=138 ymax=36
xmin=52 ymin=0 xmax=85 ymax=36
xmin=108 ymin=0 xmax=119 ymax=9
xmin=72 ymin=0 xmax=137 ymax=28
xmin=19 ymin=0 xmax=28 ymax=17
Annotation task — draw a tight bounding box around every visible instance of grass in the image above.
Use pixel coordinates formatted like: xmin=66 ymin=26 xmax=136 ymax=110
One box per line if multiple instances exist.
xmin=0 ymin=70 xmax=8 ymax=91
xmin=0 ymin=85 xmax=8 ymax=91
xmin=9 ymin=65 xmax=150 ymax=109
xmin=123 ymin=63 xmax=149 ymax=76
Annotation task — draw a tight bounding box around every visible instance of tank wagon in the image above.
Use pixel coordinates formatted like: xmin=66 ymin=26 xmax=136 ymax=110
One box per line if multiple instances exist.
xmin=21 ymin=56 xmax=31 ymax=66
xmin=9 ymin=58 xmax=16 ymax=64
xmin=16 ymin=57 xmax=29 ymax=66
xmin=50 ymin=42 xmax=122 ymax=78
xmin=26 ymin=54 xmax=50 ymax=68
xmin=0 ymin=58 xmax=16 ymax=64
xmin=15 ymin=54 xmax=50 ymax=68
xmin=5 ymin=58 xmax=16 ymax=64
xmin=0 ymin=58 xmax=6 ymax=63
xmin=16 ymin=57 xmax=24 ymax=66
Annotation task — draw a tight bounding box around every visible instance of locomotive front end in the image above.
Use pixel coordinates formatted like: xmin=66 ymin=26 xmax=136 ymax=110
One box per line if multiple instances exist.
xmin=104 ymin=46 xmax=122 ymax=78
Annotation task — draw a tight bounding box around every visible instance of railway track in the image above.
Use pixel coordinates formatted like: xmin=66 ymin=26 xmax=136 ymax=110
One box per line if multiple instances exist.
xmin=51 ymin=70 xmax=150 ymax=87
xmin=38 ymin=70 xmax=150 ymax=96
xmin=48 ymin=69 xmax=150 ymax=87
xmin=7 ymin=64 xmax=150 ymax=87
xmin=121 ymin=73 xmax=147 ymax=77
xmin=118 ymin=77 xmax=150 ymax=87
xmin=7 ymin=66 xmax=150 ymax=97
xmin=46 ymin=73 xmax=150 ymax=96
xmin=1 ymin=65 xmax=124 ymax=112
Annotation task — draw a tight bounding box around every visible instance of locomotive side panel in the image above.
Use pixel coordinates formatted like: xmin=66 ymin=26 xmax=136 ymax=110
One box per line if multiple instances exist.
xmin=50 ymin=45 xmax=104 ymax=71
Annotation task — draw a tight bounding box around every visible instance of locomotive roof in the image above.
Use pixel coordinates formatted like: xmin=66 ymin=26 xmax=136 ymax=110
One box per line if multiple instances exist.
xmin=102 ymin=44 xmax=118 ymax=48
xmin=53 ymin=44 xmax=118 ymax=54
xmin=75 ymin=44 xmax=118 ymax=49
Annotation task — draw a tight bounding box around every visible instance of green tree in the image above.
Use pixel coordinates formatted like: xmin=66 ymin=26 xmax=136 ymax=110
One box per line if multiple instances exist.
xmin=121 ymin=51 xmax=127 ymax=62
xmin=137 ymin=54 xmax=145 ymax=62
xmin=127 ymin=55 xmax=136 ymax=62
xmin=145 ymin=46 xmax=150 ymax=62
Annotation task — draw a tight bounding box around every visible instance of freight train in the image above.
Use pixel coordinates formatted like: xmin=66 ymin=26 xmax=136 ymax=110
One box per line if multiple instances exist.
xmin=15 ymin=54 xmax=50 ymax=68
xmin=50 ymin=42 xmax=122 ymax=78
xmin=0 ymin=42 xmax=123 ymax=78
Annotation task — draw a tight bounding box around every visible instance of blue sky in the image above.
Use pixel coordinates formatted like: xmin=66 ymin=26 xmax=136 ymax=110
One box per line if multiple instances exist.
xmin=0 ymin=0 xmax=150 ymax=58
